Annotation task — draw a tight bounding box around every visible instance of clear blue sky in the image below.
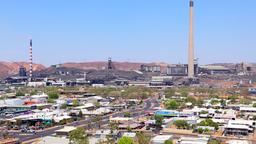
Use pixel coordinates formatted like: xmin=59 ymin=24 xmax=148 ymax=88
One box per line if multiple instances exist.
xmin=0 ymin=0 xmax=255 ymax=66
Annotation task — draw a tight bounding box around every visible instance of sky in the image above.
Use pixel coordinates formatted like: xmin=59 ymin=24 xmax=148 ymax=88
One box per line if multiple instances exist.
xmin=0 ymin=0 xmax=256 ymax=66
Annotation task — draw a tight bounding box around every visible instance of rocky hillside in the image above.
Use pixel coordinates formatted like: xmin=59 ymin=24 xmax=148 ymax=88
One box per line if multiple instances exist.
xmin=0 ymin=61 xmax=170 ymax=79
xmin=0 ymin=61 xmax=45 ymax=79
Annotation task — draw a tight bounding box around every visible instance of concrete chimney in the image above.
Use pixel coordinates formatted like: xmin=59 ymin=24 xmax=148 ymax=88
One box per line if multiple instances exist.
xmin=188 ymin=0 xmax=194 ymax=78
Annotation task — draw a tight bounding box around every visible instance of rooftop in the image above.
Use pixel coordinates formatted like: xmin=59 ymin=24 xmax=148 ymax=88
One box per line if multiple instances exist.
xmin=151 ymin=135 xmax=173 ymax=143
xmin=55 ymin=126 xmax=77 ymax=133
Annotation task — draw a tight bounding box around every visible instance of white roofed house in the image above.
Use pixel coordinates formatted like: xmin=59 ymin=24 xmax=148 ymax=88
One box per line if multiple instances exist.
xmin=122 ymin=132 xmax=136 ymax=138
xmin=81 ymin=107 xmax=112 ymax=115
xmin=55 ymin=126 xmax=77 ymax=136
xmin=85 ymin=96 xmax=104 ymax=103
xmin=8 ymin=109 xmax=71 ymax=125
xmin=109 ymin=117 xmax=133 ymax=123
xmin=226 ymin=140 xmax=252 ymax=144
xmin=239 ymin=107 xmax=256 ymax=118
xmin=73 ymin=103 xmax=111 ymax=115
xmin=92 ymin=129 xmax=118 ymax=144
xmin=213 ymin=109 xmax=236 ymax=120
xmin=30 ymin=93 xmax=48 ymax=99
xmin=151 ymin=135 xmax=173 ymax=144
xmin=30 ymin=92 xmax=49 ymax=104
xmin=224 ymin=119 xmax=256 ymax=136
xmin=35 ymin=136 xmax=69 ymax=144
xmin=177 ymin=137 xmax=209 ymax=144
xmin=74 ymin=103 xmax=95 ymax=111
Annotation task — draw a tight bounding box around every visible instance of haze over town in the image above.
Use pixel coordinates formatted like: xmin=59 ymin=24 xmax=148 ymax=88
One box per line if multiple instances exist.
xmin=0 ymin=0 xmax=256 ymax=65
xmin=1 ymin=1 xmax=256 ymax=144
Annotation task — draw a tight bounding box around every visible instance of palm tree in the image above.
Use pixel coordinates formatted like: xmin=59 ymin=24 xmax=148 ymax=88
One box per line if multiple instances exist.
xmin=69 ymin=127 xmax=89 ymax=144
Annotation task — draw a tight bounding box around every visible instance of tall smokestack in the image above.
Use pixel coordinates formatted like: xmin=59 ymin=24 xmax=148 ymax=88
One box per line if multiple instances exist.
xmin=29 ymin=39 xmax=33 ymax=81
xmin=188 ymin=0 xmax=194 ymax=78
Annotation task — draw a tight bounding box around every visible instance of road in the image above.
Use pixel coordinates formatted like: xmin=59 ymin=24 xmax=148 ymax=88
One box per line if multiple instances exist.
xmin=12 ymin=96 xmax=256 ymax=143
xmin=12 ymin=97 xmax=158 ymax=143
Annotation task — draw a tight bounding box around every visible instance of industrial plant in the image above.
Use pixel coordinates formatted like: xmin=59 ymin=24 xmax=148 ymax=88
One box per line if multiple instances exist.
xmin=0 ymin=0 xmax=256 ymax=144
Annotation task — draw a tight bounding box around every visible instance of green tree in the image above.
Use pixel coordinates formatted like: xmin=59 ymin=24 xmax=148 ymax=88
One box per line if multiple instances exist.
xmin=93 ymin=115 xmax=103 ymax=129
xmin=48 ymin=92 xmax=59 ymax=99
xmin=47 ymin=99 xmax=55 ymax=103
xmin=228 ymin=95 xmax=238 ymax=103
xmin=185 ymin=96 xmax=197 ymax=105
xmin=78 ymin=110 xmax=83 ymax=118
xmin=16 ymin=91 xmax=25 ymax=97
xmin=69 ymin=127 xmax=89 ymax=144
xmin=253 ymin=103 xmax=256 ymax=108
xmin=197 ymin=127 xmax=204 ymax=134
xmin=97 ymin=136 xmax=115 ymax=144
xmin=30 ymin=90 xmax=37 ymax=96
xmin=165 ymin=88 xmax=175 ymax=98
xmin=164 ymin=140 xmax=173 ymax=144
xmin=252 ymin=115 xmax=256 ymax=120
xmin=179 ymin=87 xmax=189 ymax=97
xmin=72 ymin=99 xmax=79 ymax=107
xmin=124 ymin=112 xmax=131 ymax=117
xmin=239 ymin=98 xmax=251 ymax=105
xmin=210 ymin=99 xmax=219 ymax=105
xmin=208 ymin=139 xmax=221 ymax=144
xmin=204 ymin=128 xmax=210 ymax=133
xmin=154 ymin=115 xmax=164 ymax=128
xmin=2 ymin=131 xmax=10 ymax=139
xmin=165 ymin=100 xmax=179 ymax=110
xmin=196 ymin=99 xmax=204 ymax=107
xmin=136 ymin=132 xmax=151 ymax=144
xmin=118 ymin=136 xmax=134 ymax=144
xmin=220 ymin=99 xmax=226 ymax=107
xmin=94 ymin=102 xmax=101 ymax=108
xmin=16 ymin=119 xmax=22 ymax=128
xmin=199 ymin=119 xmax=219 ymax=130
xmin=200 ymin=110 xmax=208 ymax=114
xmin=109 ymin=122 xmax=118 ymax=133
xmin=60 ymin=103 xmax=67 ymax=109
xmin=127 ymin=126 xmax=132 ymax=132
xmin=105 ymin=136 xmax=115 ymax=144
xmin=173 ymin=120 xmax=190 ymax=129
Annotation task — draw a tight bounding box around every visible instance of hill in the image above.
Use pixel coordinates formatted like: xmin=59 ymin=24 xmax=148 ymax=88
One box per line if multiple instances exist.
xmin=0 ymin=61 xmax=45 ymax=79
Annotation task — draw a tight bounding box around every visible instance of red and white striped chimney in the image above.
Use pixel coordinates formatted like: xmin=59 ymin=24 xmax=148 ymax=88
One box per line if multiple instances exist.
xmin=29 ymin=39 xmax=33 ymax=81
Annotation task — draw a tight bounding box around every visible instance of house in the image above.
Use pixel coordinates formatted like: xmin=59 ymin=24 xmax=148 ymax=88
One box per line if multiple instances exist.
xmin=55 ymin=126 xmax=77 ymax=136
xmin=155 ymin=110 xmax=179 ymax=117
xmin=173 ymin=116 xmax=199 ymax=125
xmin=226 ymin=140 xmax=251 ymax=144
xmin=85 ymin=96 xmax=104 ymax=103
xmin=35 ymin=136 xmax=69 ymax=144
xmin=214 ymin=109 xmax=236 ymax=120
xmin=118 ymin=123 xmax=144 ymax=130
xmin=248 ymin=88 xmax=256 ymax=94
xmin=81 ymin=107 xmax=112 ymax=115
xmin=225 ymin=124 xmax=250 ymax=136
xmin=122 ymin=132 xmax=136 ymax=138
xmin=109 ymin=117 xmax=133 ymax=123
xmin=224 ymin=119 xmax=255 ymax=136
xmin=74 ymin=103 xmax=95 ymax=111
xmin=195 ymin=126 xmax=215 ymax=132
xmin=27 ymin=81 xmax=46 ymax=87
xmin=151 ymin=135 xmax=173 ymax=144
xmin=240 ymin=107 xmax=256 ymax=113
xmin=145 ymin=118 xmax=173 ymax=129
xmin=93 ymin=129 xmax=119 ymax=143
xmin=9 ymin=109 xmax=71 ymax=124
xmin=177 ymin=137 xmax=209 ymax=144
